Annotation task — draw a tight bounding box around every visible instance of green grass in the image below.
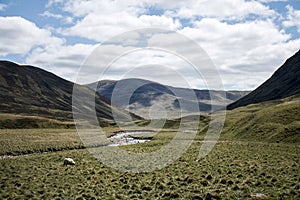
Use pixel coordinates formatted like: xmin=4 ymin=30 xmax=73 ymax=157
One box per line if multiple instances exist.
xmin=0 ymin=129 xmax=82 ymax=155
xmin=0 ymin=114 xmax=75 ymax=129
xmin=0 ymin=127 xmax=126 ymax=156
xmin=220 ymin=95 xmax=300 ymax=143
xmin=0 ymin=96 xmax=299 ymax=199
xmin=0 ymin=142 xmax=299 ymax=199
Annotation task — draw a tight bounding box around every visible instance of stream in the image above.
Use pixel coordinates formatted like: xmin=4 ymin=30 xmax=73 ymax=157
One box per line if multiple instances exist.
xmin=108 ymin=130 xmax=154 ymax=146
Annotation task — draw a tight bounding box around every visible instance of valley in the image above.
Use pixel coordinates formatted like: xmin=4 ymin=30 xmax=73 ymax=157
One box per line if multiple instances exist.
xmin=0 ymin=49 xmax=299 ymax=199
xmin=0 ymin=93 xmax=299 ymax=199
xmin=1 ymin=0 xmax=300 ymax=199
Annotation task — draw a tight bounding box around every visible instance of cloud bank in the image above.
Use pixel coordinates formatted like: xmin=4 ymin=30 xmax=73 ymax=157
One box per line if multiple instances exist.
xmin=0 ymin=0 xmax=300 ymax=90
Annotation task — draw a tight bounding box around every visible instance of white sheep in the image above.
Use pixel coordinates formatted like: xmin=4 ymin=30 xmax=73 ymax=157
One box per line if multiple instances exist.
xmin=64 ymin=157 xmax=75 ymax=165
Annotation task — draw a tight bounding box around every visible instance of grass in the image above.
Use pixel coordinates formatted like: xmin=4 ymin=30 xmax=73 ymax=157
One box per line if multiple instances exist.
xmin=0 ymin=127 xmax=127 ymax=156
xmin=0 ymin=114 xmax=75 ymax=129
xmin=0 ymin=95 xmax=299 ymax=199
xmin=0 ymin=141 xmax=299 ymax=199
xmin=0 ymin=129 xmax=82 ymax=156
xmin=220 ymin=95 xmax=300 ymax=143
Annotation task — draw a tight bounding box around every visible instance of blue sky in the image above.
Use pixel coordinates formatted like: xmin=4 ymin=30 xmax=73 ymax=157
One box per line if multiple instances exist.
xmin=0 ymin=0 xmax=300 ymax=90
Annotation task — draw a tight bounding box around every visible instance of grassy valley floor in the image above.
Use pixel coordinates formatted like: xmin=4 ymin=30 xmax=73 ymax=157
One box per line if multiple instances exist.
xmin=0 ymin=130 xmax=299 ymax=199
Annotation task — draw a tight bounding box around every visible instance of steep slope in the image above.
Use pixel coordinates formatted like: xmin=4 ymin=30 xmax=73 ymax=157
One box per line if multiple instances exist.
xmin=88 ymin=78 xmax=249 ymax=118
xmin=0 ymin=61 xmax=136 ymax=127
xmin=228 ymin=49 xmax=300 ymax=109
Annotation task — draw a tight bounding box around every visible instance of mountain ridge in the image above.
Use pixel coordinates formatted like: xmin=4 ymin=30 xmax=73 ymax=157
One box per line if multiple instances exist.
xmin=88 ymin=78 xmax=250 ymax=118
xmin=0 ymin=60 xmax=138 ymax=127
xmin=228 ymin=49 xmax=300 ymax=109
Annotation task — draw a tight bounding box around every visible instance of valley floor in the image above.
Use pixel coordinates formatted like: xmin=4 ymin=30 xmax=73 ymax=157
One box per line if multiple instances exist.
xmin=0 ymin=129 xmax=299 ymax=199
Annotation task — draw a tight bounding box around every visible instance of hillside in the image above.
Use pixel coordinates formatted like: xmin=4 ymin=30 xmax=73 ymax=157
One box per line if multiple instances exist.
xmin=0 ymin=61 xmax=137 ymax=127
xmin=228 ymin=49 xmax=300 ymax=109
xmin=220 ymin=94 xmax=300 ymax=143
xmin=88 ymin=78 xmax=249 ymax=119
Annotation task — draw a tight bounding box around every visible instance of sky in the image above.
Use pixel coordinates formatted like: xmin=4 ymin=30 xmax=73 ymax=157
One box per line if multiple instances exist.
xmin=0 ymin=0 xmax=300 ymax=90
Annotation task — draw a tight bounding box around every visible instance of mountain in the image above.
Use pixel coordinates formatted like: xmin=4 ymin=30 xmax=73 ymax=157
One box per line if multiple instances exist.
xmin=88 ymin=78 xmax=249 ymax=119
xmin=228 ymin=49 xmax=300 ymax=110
xmin=0 ymin=61 xmax=137 ymax=127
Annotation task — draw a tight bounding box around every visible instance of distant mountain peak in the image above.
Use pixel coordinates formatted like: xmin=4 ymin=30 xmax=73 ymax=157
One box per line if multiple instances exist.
xmin=88 ymin=78 xmax=249 ymax=118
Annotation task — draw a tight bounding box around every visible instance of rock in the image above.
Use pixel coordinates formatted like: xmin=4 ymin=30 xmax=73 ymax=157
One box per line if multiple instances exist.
xmin=64 ymin=157 xmax=75 ymax=165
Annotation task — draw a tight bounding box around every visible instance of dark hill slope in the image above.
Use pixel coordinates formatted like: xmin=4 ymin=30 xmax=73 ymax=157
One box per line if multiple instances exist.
xmin=0 ymin=61 xmax=135 ymax=126
xmin=228 ymin=49 xmax=300 ymax=109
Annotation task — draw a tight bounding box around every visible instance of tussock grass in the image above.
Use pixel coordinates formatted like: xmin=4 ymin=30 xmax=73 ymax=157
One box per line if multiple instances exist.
xmin=0 ymin=129 xmax=82 ymax=155
xmin=0 ymin=127 xmax=122 ymax=156
xmin=0 ymin=142 xmax=299 ymax=199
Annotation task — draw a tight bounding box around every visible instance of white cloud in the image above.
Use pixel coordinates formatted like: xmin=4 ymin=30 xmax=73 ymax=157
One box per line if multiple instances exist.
xmin=0 ymin=16 xmax=95 ymax=82
xmin=61 ymin=0 xmax=145 ymax=17
xmin=166 ymin=0 xmax=276 ymax=20
xmin=0 ymin=3 xmax=7 ymax=11
xmin=180 ymin=18 xmax=291 ymax=67
xmin=283 ymin=5 xmax=300 ymax=33
xmin=0 ymin=16 xmax=90 ymax=82
xmin=46 ymin=0 xmax=63 ymax=8
xmin=63 ymin=16 xmax=74 ymax=24
xmin=40 ymin=11 xmax=74 ymax=24
xmin=256 ymin=0 xmax=287 ymax=2
xmin=60 ymin=11 xmax=181 ymax=42
xmin=1 ymin=0 xmax=299 ymax=90
xmin=40 ymin=11 xmax=63 ymax=19
xmin=0 ymin=16 xmax=63 ymax=56
xmin=220 ymin=37 xmax=300 ymax=90
xmin=37 ymin=0 xmax=300 ymax=89
xmin=57 ymin=0 xmax=277 ymax=42
xmin=26 ymin=43 xmax=97 ymax=82
xmin=71 ymin=30 xmax=224 ymax=89
xmin=179 ymin=18 xmax=300 ymax=89
xmin=71 ymin=42 xmax=209 ymax=88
